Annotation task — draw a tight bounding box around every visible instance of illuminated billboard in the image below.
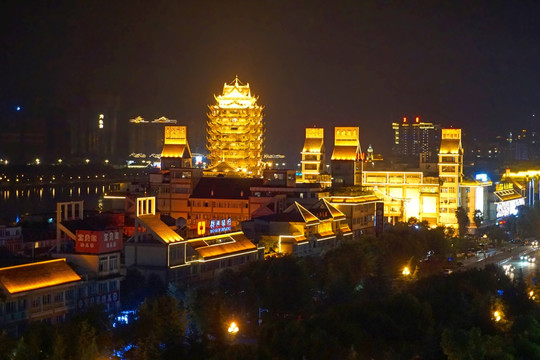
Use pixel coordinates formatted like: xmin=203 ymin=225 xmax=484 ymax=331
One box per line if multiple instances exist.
xmin=496 ymin=198 xmax=525 ymax=218
xmin=75 ymin=229 xmax=123 ymax=254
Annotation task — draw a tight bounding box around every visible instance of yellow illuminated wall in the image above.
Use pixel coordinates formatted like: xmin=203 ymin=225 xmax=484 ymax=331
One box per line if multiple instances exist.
xmin=301 ymin=127 xmax=325 ymax=183
xmin=164 ymin=126 xmax=187 ymax=145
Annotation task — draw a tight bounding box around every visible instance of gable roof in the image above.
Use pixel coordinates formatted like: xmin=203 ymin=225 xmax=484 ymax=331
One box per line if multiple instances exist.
xmin=137 ymin=214 xmax=183 ymax=243
xmin=0 ymin=259 xmax=82 ymax=295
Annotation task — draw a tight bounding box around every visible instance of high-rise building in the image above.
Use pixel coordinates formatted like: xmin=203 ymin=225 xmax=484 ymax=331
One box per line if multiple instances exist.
xmin=438 ymin=128 xmax=463 ymax=226
xmin=301 ymin=127 xmax=325 ymax=183
xmin=206 ymin=76 xmax=264 ymax=175
xmin=392 ymin=117 xmax=440 ymax=163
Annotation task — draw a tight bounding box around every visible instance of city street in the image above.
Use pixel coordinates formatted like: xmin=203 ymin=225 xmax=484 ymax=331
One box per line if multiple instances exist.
xmin=459 ymin=244 xmax=539 ymax=284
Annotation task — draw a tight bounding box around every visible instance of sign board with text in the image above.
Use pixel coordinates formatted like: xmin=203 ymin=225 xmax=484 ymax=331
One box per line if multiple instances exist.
xmin=75 ymin=228 xmax=123 ymax=254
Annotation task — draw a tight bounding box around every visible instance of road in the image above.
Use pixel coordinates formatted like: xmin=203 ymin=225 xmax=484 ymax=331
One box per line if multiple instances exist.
xmin=459 ymin=245 xmax=539 ymax=284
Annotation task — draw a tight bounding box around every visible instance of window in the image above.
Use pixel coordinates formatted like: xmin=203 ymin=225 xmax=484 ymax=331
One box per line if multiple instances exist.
xmin=109 ymin=256 xmax=119 ymax=271
xmin=54 ymin=292 xmax=64 ymax=303
xmin=109 ymin=281 xmax=118 ymax=291
xmin=99 ymin=282 xmax=108 ymax=294
xmin=99 ymin=258 xmax=107 ymax=272
xmin=42 ymin=294 xmax=51 ymax=305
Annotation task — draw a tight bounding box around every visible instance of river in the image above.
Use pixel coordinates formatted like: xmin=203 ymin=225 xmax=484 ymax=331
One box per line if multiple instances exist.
xmin=0 ymin=183 xmax=114 ymax=223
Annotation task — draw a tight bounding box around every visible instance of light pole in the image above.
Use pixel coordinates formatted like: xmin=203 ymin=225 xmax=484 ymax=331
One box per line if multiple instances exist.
xmin=258 ymin=307 xmax=268 ymax=326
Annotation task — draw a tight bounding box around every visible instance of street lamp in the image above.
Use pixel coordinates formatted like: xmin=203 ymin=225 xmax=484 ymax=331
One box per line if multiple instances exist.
xmin=402 ymin=266 xmax=411 ymax=276
xmin=258 ymin=307 xmax=269 ymax=326
xmin=493 ymin=310 xmax=502 ymax=322
xmin=228 ymin=321 xmax=239 ymax=334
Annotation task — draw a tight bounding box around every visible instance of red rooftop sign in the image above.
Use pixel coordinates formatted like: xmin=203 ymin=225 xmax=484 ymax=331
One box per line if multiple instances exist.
xmin=75 ymin=229 xmax=123 ymax=253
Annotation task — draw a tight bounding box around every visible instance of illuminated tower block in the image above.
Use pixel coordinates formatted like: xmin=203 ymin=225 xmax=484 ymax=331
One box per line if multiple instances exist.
xmin=438 ymin=128 xmax=463 ymax=226
xmin=301 ymin=127 xmax=325 ymax=183
xmin=207 ymin=76 xmax=264 ymax=175
xmin=331 ymin=127 xmax=362 ymax=186
xmin=161 ymin=126 xmax=192 ymax=170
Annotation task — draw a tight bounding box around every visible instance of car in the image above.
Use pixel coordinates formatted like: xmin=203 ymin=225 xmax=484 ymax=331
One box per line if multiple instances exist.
xmin=442 ymin=268 xmax=453 ymax=275
xmin=528 ymin=256 xmax=536 ymax=263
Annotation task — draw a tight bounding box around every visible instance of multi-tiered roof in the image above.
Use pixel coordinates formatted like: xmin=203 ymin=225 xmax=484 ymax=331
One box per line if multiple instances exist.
xmin=207 ymin=76 xmax=264 ymax=175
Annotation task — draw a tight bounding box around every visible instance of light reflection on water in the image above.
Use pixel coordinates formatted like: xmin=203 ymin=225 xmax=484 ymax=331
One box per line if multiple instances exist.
xmin=0 ymin=183 xmax=113 ymax=222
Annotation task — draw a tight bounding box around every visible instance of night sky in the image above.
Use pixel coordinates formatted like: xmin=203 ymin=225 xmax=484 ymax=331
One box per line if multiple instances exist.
xmin=2 ymin=0 xmax=540 ymax=162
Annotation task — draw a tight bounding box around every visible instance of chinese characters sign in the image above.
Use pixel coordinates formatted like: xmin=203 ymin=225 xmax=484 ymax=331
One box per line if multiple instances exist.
xmin=75 ymin=229 xmax=123 ymax=253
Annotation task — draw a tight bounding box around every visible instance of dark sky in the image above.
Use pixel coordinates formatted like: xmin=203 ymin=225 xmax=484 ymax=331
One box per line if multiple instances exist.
xmin=2 ymin=0 xmax=540 ymax=162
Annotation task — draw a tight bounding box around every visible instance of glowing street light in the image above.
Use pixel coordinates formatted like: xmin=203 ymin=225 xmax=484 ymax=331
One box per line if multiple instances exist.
xmin=228 ymin=321 xmax=239 ymax=334
xmin=85 ymin=159 xmax=90 ymax=164
xmin=493 ymin=310 xmax=502 ymax=322
xmin=402 ymin=266 xmax=411 ymax=276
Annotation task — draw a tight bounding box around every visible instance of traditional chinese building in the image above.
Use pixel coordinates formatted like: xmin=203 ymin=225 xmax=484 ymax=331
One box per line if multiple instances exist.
xmin=301 ymin=127 xmax=327 ymax=184
xmin=331 ymin=127 xmax=362 ymax=186
xmin=249 ymin=199 xmax=352 ymax=257
xmin=125 ymin=197 xmax=263 ymax=285
xmin=206 ymin=76 xmax=264 ymax=175
xmin=324 ymin=195 xmax=383 ymax=239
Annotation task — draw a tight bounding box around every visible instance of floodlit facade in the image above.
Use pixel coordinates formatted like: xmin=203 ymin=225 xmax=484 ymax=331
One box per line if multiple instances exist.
xmin=301 ymin=127 xmax=325 ymax=183
xmin=331 ymin=127 xmax=362 ymax=186
xmin=438 ymin=129 xmax=463 ymax=226
xmin=207 ymin=76 xmax=264 ymax=175
xmin=361 ymin=171 xmax=440 ymax=225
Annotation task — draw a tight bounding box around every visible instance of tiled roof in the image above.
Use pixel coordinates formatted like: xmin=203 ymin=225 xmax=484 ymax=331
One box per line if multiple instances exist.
xmin=190 ymin=177 xmax=262 ymax=199
xmin=161 ymin=144 xmax=190 ymax=158
xmin=439 ymin=139 xmax=461 ymax=154
xmin=302 ymin=138 xmax=324 ymax=152
xmin=331 ymin=146 xmax=359 ymax=160
xmin=189 ymin=232 xmax=257 ymax=260
xmin=137 ymin=214 xmax=183 ymax=243
xmin=0 ymin=259 xmax=81 ymax=294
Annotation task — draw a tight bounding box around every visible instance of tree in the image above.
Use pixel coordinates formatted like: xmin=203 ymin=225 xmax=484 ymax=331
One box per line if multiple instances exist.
xmin=474 ymin=210 xmax=484 ymax=229
xmin=455 ymin=207 xmax=470 ymax=238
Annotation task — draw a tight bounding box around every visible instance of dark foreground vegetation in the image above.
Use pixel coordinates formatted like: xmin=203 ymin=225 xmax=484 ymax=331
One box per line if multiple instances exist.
xmin=3 ymin=223 xmax=540 ymax=359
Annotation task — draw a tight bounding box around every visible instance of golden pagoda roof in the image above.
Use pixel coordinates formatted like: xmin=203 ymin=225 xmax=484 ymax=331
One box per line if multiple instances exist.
xmin=326 ymin=195 xmax=381 ymax=204
xmin=214 ymin=76 xmax=259 ymax=108
xmin=303 ymin=138 xmax=324 ymax=153
xmin=137 ymin=214 xmax=183 ymax=243
xmin=295 ymin=203 xmax=319 ymax=224
xmin=189 ymin=231 xmax=257 ymax=260
xmin=161 ymin=144 xmax=191 ymax=158
xmin=322 ymin=199 xmax=346 ymax=219
xmin=331 ymin=146 xmax=359 ymax=160
xmin=439 ymin=139 xmax=462 ymax=154
xmin=0 ymin=259 xmax=81 ymax=295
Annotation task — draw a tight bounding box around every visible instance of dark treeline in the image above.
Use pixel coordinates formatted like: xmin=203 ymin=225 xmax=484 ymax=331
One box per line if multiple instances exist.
xmin=3 ymin=223 xmax=540 ymax=359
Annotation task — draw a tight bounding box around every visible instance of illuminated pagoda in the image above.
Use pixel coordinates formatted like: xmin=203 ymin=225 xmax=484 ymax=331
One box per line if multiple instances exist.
xmin=207 ymin=76 xmax=264 ymax=175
